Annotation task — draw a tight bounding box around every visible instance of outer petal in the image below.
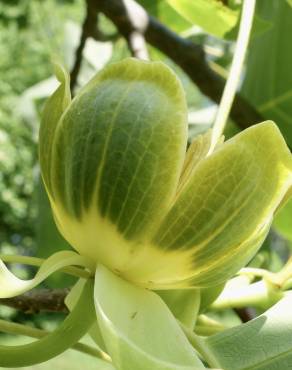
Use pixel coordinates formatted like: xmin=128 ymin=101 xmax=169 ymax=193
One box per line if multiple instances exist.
xmin=149 ymin=121 xmax=292 ymax=288
xmin=39 ymin=63 xmax=71 ymax=198
xmin=44 ymin=58 xmax=188 ymax=269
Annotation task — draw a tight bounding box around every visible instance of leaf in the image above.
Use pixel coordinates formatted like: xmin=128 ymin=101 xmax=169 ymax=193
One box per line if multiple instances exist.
xmin=42 ymin=58 xmax=188 ymax=281
xmin=205 ymin=293 xmax=292 ymax=369
xmin=165 ymin=0 xmax=270 ymax=40
xmin=0 ymin=279 xmax=95 ymax=367
xmin=242 ymin=1 xmax=292 ymax=147
xmin=136 ymin=0 xmax=192 ymax=33
xmin=0 ymin=251 xmax=93 ymax=298
xmin=151 ymin=122 xmax=292 ymax=287
xmin=157 ymin=289 xmax=200 ymax=329
xmin=94 ymin=265 xmax=205 ymax=370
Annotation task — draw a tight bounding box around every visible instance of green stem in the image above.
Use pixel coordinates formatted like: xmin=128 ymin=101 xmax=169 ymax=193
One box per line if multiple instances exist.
xmin=209 ymin=0 xmax=257 ymax=154
xmin=0 ymin=254 xmax=91 ymax=279
xmin=194 ymin=315 xmax=226 ymax=336
xmin=0 ymin=319 xmax=111 ymax=362
xmin=180 ymin=323 xmax=221 ymax=369
xmin=212 ymin=279 xmax=284 ymax=310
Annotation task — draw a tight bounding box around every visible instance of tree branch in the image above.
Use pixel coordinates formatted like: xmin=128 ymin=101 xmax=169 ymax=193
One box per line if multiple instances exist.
xmin=0 ymin=289 xmax=69 ymax=314
xmin=94 ymin=0 xmax=263 ymax=130
xmin=70 ymin=0 xmax=118 ymax=91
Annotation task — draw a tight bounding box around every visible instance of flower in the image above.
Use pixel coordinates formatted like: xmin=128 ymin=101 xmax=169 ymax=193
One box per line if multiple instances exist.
xmin=39 ymin=58 xmax=292 ymax=289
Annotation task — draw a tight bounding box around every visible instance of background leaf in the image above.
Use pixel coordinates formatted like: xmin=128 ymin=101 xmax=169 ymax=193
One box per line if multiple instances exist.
xmin=243 ymin=0 xmax=292 ymax=147
xmin=205 ymin=293 xmax=292 ymax=369
xmin=165 ymin=0 xmax=269 ymax=39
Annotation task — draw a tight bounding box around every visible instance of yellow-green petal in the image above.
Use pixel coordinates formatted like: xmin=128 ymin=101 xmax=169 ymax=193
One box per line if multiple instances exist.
xmin=151 ymin=121 xmax=292 ymax=287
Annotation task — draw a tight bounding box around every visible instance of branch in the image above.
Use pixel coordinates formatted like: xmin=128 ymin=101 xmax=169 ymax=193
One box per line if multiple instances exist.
xmin=94 ymin=0 xmax=263 ymax=130
xmin=70 ymin=0 xmax=98 ymax=91
xmin=70 ymin=0 xmax=118 ymax=91
xmin=127 ymin=31 xmax=149 ymax=60
xmin=0 ymin=289 xmax=69 ymax=314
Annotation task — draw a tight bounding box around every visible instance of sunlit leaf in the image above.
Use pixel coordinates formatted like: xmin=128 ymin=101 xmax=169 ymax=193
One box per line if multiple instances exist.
xmin=165 ymin=0 xmax=270 ymax=39
xmin=137 ymin=0 xmax=192 ymax=33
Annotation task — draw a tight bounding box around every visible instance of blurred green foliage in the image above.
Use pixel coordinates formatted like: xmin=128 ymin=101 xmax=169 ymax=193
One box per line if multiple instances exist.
xmin=0 ymin=0 xmax=291 ymax=314
xmin=0 ymin=0 xmax=83 ymax=278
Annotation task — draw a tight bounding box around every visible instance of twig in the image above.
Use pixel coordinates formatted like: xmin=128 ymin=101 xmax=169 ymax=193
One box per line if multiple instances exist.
xmin=70 ymin=0 xmax=99 ymax=91
xmin=0 ymin=289 xmax=69 ymax=314
xmin=235 ymin=308 xmax=255 ymax=323
xmin=127 ymin=31 xmax=149 ymax=60
xmin=94 ymin=0 xmax=263 ymax=130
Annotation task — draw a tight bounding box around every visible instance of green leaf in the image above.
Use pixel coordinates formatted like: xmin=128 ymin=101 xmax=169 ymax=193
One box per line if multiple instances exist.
xmin=242 ymin=1 xmax=292 ymax=147
xmin=205 ymin=293 xmax=292 ymax=369
xmin=152 ymin=122 xmax=292 ymax=287
xmin=41 ymin=58 xmax=188 ymax=282
xmin=165 ymin=0 xmax=270 ymax=39
xmin=157 ymin=289 xmax=200 ymax=329
xmin=0 ymin=279 xmax=95 ymax=367
xmin=0 ymin=251 xmax=93 ymax=298
xmin=136 ymin=0 xmax=192 ymax=33
xmin=94 ymin=265 xmax=205 ymax=370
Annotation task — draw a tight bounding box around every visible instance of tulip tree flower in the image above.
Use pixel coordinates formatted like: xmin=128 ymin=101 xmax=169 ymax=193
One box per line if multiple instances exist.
xmin=0 ymin=58 xmax=292 ymax=369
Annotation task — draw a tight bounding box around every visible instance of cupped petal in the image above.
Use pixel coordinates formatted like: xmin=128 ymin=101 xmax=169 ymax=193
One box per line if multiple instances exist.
xmin=45 ymin=58 xmax=188 ymax=268
xmin=148 ymin=121 xmax=292 ymax=288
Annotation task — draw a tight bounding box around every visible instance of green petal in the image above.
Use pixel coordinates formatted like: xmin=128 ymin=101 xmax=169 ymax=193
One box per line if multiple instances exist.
xmin=0 ymin=279 xmax=95 ymax=367
xmin=176 ymin=130 xmax=212 ymax=195
xmin=157 ymin=289 xmax=200 ymax=329
xmin=0 ymin=251 xmax=93 ymax=298
xmin=39 ymin=63 xmax=71 ymax=198
xmin=94 ymin=265 xmax=205 ymax=370
xmin=45 ymin=58 xmax=187 ymax=266
xmin=152 ymin=121 xmax=292 ymax=287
